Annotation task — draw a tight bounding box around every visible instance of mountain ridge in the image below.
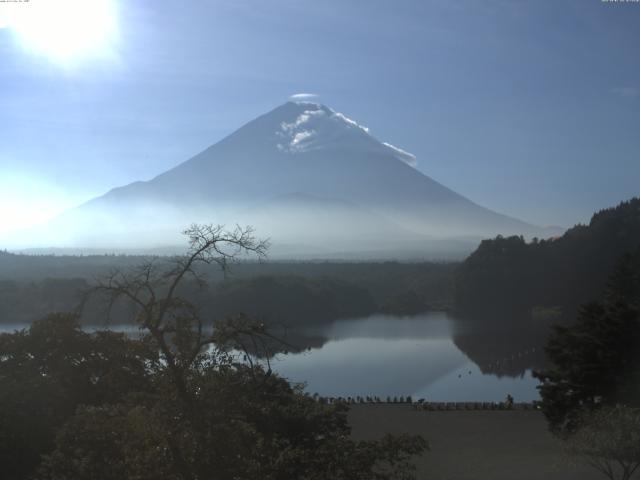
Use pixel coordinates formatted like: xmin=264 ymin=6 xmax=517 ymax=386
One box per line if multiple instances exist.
xmin=20 ymin=102 xmax=561 ymax=257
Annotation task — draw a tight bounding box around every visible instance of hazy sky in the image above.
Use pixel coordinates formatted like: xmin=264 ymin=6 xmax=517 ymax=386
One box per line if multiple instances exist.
xmin=0 ymin=0 xmax=639 ymax=233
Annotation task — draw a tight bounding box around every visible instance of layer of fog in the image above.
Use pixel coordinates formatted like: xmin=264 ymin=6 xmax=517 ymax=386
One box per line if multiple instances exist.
xmin=3 ymin=193 xmax=563 ymax=261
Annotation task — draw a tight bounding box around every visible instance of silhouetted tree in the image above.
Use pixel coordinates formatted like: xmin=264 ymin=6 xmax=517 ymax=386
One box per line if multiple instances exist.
xmin=565 ymin=405 xmax=640 ymax=480
xmin=534 ymin=253 xmax=640 ymax=433
xmin=0 ymin=313 xmax=152 ymax=480
xmin=1 ymin=224 xmax=427 ymax=480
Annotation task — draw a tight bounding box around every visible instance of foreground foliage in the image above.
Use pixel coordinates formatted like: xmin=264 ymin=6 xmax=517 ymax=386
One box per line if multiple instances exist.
xmin=565 ymin=406 xmax=640 ymax=480
xmin=0 ymin=225 xmax=426 ymax=480
xmin=534 ymin=252 xmax=640 ymax=433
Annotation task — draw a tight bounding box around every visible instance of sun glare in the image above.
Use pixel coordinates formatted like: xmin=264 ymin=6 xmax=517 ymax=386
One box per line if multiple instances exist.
xmin=0 ymin=0 xmax=118 ymax=63
xmin=0 ymin=175 xmax=79 ymax=237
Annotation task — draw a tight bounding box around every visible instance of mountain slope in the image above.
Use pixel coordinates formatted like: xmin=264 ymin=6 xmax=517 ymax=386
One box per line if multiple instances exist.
xmin=40 ymin=102 xmax=556 ymax=257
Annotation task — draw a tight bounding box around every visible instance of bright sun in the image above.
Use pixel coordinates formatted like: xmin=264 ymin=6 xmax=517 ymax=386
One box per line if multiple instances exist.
xmin=0 ymin=0 xmax=118 ymax=63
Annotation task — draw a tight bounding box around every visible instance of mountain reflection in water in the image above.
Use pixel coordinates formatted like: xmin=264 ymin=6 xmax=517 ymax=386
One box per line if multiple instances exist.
xmin=271 ymin=312 xmax=544 ymax=402
xmin=0 ymin=312 xmax=547 ymax=402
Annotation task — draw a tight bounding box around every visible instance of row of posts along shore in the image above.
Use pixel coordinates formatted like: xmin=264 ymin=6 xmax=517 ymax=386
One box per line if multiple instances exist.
xmin=309 ymin=394 xmax=540 ymax=411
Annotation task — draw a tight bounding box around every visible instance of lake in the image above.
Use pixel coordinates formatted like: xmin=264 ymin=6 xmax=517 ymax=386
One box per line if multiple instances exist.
xmin=0 ymin=312 xmax=541 ymax=402
xmin=269 ymin=312 xmax=541 ymax=402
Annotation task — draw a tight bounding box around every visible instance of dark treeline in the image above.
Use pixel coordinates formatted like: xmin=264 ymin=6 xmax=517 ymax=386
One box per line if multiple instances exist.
xmin=523 ymin=248 xmax=640 ymax=480
xmin=454 ymin=197 xmax=640 ymax=318
xmin=448 ymin=198 xmax=640 ymax=377
xmin=535 ymin=248 xmax=640 ymax=433
xmin=0 ymin=256 xmax=456 ymax=325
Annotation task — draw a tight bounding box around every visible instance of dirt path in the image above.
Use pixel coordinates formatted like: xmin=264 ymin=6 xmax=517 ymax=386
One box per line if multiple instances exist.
xmin=348 ymin=405 xmax=603 ymax=480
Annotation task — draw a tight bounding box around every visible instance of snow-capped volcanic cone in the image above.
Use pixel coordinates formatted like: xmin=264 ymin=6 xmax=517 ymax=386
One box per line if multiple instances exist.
xmin=36 ymin=102 xmax=557 ymax=258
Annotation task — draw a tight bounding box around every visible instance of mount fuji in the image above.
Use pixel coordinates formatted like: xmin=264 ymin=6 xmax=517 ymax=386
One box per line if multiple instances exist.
xmin=35 ymin=102 xmax=558 ymax=259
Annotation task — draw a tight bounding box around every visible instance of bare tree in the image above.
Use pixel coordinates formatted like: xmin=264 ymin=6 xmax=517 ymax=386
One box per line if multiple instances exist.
xmin=565 ymin=405 xmax=640 ymax=480
xmin=90 ymin=223 xmax=271 ymax=400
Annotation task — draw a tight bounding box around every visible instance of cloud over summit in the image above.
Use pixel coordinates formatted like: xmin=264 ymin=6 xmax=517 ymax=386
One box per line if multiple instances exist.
xmin=289 ymin=93 xmax=319 ymax=103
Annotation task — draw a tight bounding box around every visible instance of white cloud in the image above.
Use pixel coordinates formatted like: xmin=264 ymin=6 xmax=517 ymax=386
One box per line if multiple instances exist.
xmin=333 ymin=111 xmax=369 ymax=133
xmin=281 ymin=108 xmax=326 ymax=132
xmin=277 ymin=105 xmax=375 ymax=154
xmin=276 ymin=104 xmax=415 ymax=167
xmin=382 ymin=142 xmax=417 ymax=167
xmin=289 ymin=93 xmax=319 ymax=103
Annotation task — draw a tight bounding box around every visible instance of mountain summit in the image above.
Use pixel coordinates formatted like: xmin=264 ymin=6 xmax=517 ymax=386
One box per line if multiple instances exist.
xmin=271 ymin=102 xmax=416 ymax=166
xmin=44 ymin=102 xmax=557 ymax=258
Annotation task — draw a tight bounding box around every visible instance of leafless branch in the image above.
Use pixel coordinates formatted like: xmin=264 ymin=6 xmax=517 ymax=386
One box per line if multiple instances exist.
xmin=82 ymin=223 xmax=273 ymax=401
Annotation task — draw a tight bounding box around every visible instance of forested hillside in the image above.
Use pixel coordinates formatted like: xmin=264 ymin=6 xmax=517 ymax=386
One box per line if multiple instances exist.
xmin=454 ymin=198 xmax=640 ymax=316
xmin=0 ymin=256 xmax=455 ymax=325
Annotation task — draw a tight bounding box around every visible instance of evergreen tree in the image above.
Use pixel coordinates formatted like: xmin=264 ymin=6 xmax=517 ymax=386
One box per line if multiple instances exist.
xmin=534 ymin=252 xmax=640 ymax=433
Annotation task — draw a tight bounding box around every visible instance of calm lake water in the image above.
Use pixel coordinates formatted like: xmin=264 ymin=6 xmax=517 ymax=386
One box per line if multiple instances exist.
xmin=270 ymin=312 xmax=541 ymax=402
xmin=0 ymin=312 xmax=541 ymax=402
